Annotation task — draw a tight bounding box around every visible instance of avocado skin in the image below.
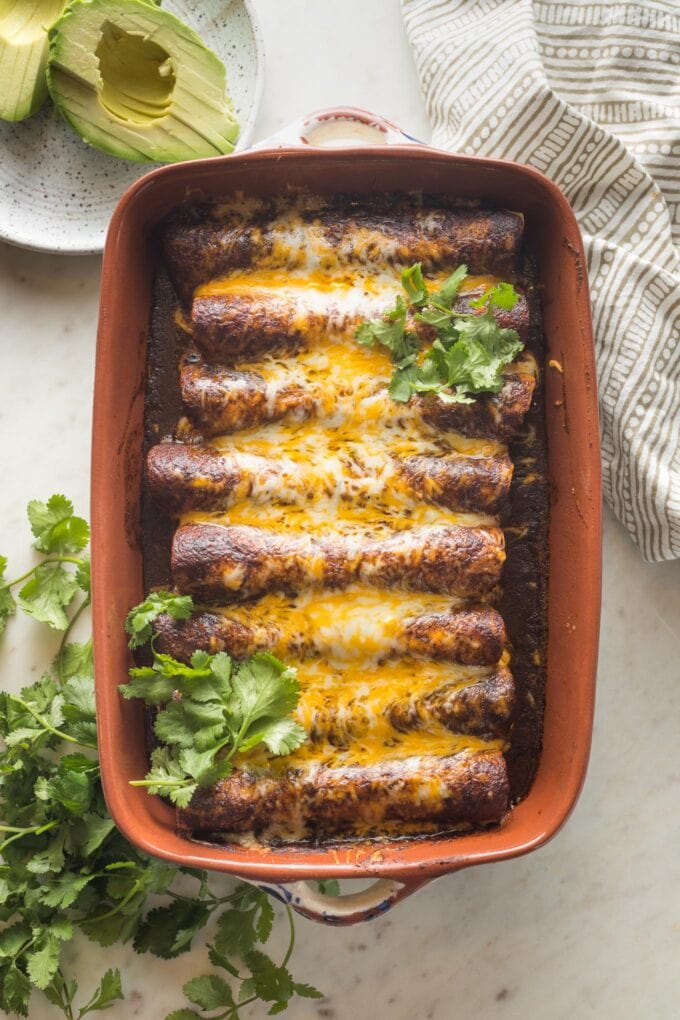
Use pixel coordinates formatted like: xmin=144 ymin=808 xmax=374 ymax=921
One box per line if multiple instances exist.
xmin=46 ymin=0 xmax=240 ymax=163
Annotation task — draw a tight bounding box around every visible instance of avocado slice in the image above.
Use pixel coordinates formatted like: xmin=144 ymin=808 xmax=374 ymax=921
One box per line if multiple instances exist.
xmin=0 ymin=0 xmax=67 ymax=120
xmin=46 ymin=0 xmax=239 ymax=163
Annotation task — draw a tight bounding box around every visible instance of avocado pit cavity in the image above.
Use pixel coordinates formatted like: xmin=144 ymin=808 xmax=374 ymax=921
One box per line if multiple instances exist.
xmin=96 ymin=21 xmax=175 ymax=125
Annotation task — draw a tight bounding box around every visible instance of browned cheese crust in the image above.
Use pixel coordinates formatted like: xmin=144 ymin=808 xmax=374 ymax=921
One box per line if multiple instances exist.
xmin=171 ymin=523 xmax=506 ymax=601
xmin=177 ymin=750 xmax=510 ymax=840
xmin=154 ymin=604 xmax=506 ymax=666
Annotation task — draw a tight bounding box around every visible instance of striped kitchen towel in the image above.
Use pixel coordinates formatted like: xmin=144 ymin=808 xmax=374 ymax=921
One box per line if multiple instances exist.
xmin=403 ymin=0 xmax=680 ymax=561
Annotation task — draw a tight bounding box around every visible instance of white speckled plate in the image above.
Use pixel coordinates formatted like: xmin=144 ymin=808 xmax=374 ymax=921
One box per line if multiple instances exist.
xmin=0 ymin=0 xmax=263 ymax=255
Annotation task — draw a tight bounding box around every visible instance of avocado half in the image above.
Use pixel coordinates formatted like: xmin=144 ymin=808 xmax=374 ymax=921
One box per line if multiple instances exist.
xmin=0 ymin=0 xmax=67 ymax=121
xmin=46 ymin=0 xmax=240 ymax=163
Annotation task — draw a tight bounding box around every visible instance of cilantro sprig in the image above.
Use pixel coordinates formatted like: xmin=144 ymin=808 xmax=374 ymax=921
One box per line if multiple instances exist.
xmin=120 ymin=637 xmax=307 ymax=808
xmin=356 ymin=263 xmax=524 ymax=405
xmin=0 ymin=497 xmax=321 ymax=1019
xmin=0 ymin=495 xmax=90 ymax=639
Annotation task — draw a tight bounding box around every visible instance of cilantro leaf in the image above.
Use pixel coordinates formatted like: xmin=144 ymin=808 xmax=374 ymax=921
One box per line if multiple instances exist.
xmin=179 ymin=746 xmax=233 ymax=787
xmin=75 ymin=556 xmax=91 ymax=594
xmin=134 ymin=902 xmax=211 ymax=959
xmin=73 ymin=813 xmax=115 ymax=856
xmin=76 ymin=968 xmax=123 ymax=1017
xmin=27 ymin=495 xmax=89 ymax=555
xmin=317 ymin=879 xmax=341 ymax=896
xmin=430 ymin=263 xmax=468 ymax=307
xmin=154 ymin=698 xmax=226 ymax=751
xmin=183 ymin=973 xmax=235 ymax=1010
xmin=121 ymin=668 xmax=176 ymax=706
xmin=58 ymin=640 xmax=94 ymax=681
xmin=401 ymin=262 xmax=428 ymax=306
xmin=2 ymin=965 xmax=31 ymax=1017
xmin=230 ymin=654 xmax=300 ymax=731
xmin=469 ymin=280 xmax=520 ymax=310
xmin=41 ymin=871 xmax=94 ymax=909
xmin=35 ymin=768 xmax=92 ymax=817
xmin=242 ymin=717 xmax=307 ymax=757
xmin=388 ymin=363 xmax=419 ymax=403
xmin=0 ymin=923 xmax=32 ymax=959
xmin=0 ymin=556 xmax=16 ymax=634
xmin=125 ymin=591 xmax=193 ymax=649
xmin=294 ymin=981 xmax=324 ymax=999
xmin=25 ymin=931 xmax=61 ymax=989
xmin=214 ymin=906 xmax=258 ymax=959
xmin=131 ymin=747 xmax=197 ymax=808
xmin=18 ymin=563 xmax=78 ymax=630
xmin=355 ymin=295 xmax=419 ymax=365
xmin=243 ymin=948 xmax=296 ymax=1010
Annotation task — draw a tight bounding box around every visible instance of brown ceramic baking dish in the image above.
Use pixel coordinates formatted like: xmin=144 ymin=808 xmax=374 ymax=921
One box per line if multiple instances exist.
xmin=91 ymin=108 xmax=601 ymax=925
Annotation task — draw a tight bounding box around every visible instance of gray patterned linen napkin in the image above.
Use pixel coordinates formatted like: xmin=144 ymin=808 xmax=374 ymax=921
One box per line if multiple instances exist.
xmin=403 ymin=0 xmax=680 ymax=560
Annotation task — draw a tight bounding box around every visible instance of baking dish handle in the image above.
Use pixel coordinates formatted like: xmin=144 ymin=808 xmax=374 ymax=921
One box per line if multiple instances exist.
xmin=247 ymin=877 xmax=428 ymax=926
xmin=251 ymin=106 xmax=423 ymax=150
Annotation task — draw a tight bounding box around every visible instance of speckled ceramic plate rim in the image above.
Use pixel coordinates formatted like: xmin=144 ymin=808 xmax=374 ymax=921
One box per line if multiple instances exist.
xmin=0 ymin=0 xmax=264 ymax=256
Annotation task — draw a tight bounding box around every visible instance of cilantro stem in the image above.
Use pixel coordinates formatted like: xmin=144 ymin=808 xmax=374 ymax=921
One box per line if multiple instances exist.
xmin=281 ymin=905 xmax=296 ymax=969
xmin=0 ymin=820 xmax=56 ymax=833
xmin=128 ymin=778 xmax=187 ymax=789
xmin=51 ymin=968 xmax=75 ymax=1020
xmin=4 ymin=556 xmax=86 ymax=590
xmin=8 ymin=694 xmax=97 ymax=751
xmin=85 ymin=878 xmax=143 ymax=923
xmin=56 ymin=595 xmax=91 ymax=685
xmin=0 ymin=819 xmax=59 ymax=853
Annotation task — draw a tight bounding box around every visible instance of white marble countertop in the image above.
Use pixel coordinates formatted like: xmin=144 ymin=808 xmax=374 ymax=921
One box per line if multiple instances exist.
xmin=1 ymin=1 xmax=680 ymax=1017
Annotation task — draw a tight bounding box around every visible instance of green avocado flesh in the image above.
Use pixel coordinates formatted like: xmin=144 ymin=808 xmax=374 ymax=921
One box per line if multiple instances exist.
xmin=0 ymin=0 xmax=67 ymax=121
xmin=46 ymin=0 xmax=240 ymax=162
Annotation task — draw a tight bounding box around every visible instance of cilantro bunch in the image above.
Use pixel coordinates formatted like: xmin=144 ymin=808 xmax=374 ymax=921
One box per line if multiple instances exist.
xmin=120 ymin=607 xmax=307 ymax=807
xmin=0 ymin=497 xmax=322 ymax=1019
xmin=356 ymin=262 xmax=524 ymax=404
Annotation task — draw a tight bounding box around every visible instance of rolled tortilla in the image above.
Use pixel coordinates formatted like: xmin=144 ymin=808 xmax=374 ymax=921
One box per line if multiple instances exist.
xmin=190 ymin=285 xmax=530 ymax=362
xmin=146 ymin=442 xmax=513 ymax=515
xmin=153 ymin=603 xmax=507 ymax=666
xmin=171 ymin=522 xmax=506 ymax=601
xmin=177 ymin=749 xmax=510 ymax=840
xmin=163 ymin=201 xmax=524 ymax=304
xmin=179 ymin=352 xmax=536 ymax=443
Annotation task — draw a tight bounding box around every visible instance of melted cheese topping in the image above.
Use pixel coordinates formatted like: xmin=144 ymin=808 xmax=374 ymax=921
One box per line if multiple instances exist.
xmin=182 ymin=224 xmax=516 ymax=814
xmin=197 ymin=267 xmax=499 ymax=300
xmin=209 ymin=586 xmax=464 ymax=661
xmin=184 ymin=503 xmax=493 ymax=539
xmin=212 ymin=413 xmax=498 ymax=462
xmin=242 ymin=729 xmax=505 ymax=772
